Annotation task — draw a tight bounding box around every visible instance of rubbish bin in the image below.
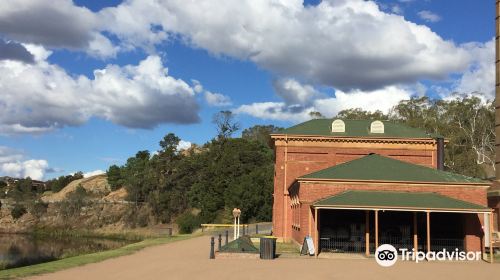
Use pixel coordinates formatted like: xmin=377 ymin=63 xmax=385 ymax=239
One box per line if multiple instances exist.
xmin=260 ymin=236 xmax=277 ymax=259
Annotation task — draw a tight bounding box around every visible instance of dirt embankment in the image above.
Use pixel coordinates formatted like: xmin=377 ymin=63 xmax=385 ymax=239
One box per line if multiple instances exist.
xmin=0 ymin=175 xmax=145 ymax=234
xmin=41 ymin=174 xmax=125 ymax=203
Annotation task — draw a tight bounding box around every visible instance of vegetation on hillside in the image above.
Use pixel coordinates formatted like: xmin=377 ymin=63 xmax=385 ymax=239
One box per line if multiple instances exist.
xmin=106 ymin=111 xmax=279 ymax=231
xmin=46 ymin=172 xmax=84 ymax=193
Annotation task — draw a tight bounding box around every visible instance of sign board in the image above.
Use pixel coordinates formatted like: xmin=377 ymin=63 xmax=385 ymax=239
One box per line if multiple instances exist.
xmin=301 ymin=236 xmax=315 ymax=256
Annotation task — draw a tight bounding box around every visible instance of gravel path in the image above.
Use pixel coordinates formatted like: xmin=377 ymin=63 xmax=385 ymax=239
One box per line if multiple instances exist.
xmin=27 ymin=236 xmax=498 ymax=280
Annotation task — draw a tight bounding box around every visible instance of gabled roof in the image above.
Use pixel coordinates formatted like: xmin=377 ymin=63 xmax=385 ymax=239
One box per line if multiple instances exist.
xmin=313 ymin=190 xmax=490 ymax=212
xmin=279 ymin=119 xmax=439 ymax=138
xmin=299 ymin=154 xmax=485 ymax=184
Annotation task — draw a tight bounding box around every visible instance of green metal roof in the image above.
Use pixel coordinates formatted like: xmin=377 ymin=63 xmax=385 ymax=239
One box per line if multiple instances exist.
xmin=313 ymin=190 xmax=490 ymax=211
xmin=219 ymin=236 xmax=259 ymax=253
xmin=299 ymin=154 xmax=485 ymax=184
xmin=281 ymin=119 xmax=439 ymax=138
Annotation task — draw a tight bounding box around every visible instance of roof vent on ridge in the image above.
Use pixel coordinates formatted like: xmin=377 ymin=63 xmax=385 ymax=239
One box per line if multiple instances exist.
xmin=331 ymin=119 xmax=345 ymax=133
xmin=370 ymin=120 xmax=384 ymax=133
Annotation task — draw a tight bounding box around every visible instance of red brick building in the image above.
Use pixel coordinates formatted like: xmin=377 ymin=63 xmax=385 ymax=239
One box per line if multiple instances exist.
xmin=271 ymin=119 xmax=493 ymax=255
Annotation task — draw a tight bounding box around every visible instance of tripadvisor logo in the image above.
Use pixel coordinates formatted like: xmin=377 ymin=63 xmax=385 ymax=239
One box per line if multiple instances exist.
xmin=375 ymin=244 xmax=398 ymax=267
xmin=375 ymin=244 xmax=482 ymax=267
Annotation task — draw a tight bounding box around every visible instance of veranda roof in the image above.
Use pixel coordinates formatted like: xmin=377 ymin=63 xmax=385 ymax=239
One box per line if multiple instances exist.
xmin=299 ymin=154 xmax=485 ymax=184
xmin=313 ymin=190 xmax=491 ymax=213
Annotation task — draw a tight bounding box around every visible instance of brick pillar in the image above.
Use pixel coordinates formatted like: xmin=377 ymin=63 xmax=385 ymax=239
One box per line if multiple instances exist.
xmin=464 ymin=213 xmax=483 ymax=252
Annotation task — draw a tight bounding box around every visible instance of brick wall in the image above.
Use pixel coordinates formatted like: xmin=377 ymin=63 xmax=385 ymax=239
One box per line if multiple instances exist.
xmin=272 ymin=138 xmax=438 ymax=240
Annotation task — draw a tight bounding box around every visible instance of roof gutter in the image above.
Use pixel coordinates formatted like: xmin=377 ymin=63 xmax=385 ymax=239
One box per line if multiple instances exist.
xmin=296 ymin=177 xmax=489 ymax=187
xmin=312 ymin=205 xmax=492 ymax=214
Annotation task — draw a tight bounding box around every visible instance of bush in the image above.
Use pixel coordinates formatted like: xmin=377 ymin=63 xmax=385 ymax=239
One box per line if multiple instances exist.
xmin=11 ymin=204 xmax=27 ymax=219
xmin=176 ymin=212 xmax=200 ymax=234
xmin=58 ymin=185 xmax=88 ymax=219
xmin=28 ymin=200 xmax=48 ymax=218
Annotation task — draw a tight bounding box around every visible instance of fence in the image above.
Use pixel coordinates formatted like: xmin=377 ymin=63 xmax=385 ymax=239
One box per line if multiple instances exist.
xmin=320 ymin=235 xmax=464 ymax=254
xmin=201 ymin=222 xmax=272 ymax=238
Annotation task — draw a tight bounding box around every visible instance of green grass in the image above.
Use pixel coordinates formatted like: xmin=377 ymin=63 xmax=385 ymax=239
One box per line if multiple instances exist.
xmin=0 ymin=234 xmax=195 ymax=279
xmin=276 ymin=242 xmax=300 ymax=254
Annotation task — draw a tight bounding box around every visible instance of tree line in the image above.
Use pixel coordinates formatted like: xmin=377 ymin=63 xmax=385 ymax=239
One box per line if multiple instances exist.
xmin=106 ymin=111 xmax=283 ymax=231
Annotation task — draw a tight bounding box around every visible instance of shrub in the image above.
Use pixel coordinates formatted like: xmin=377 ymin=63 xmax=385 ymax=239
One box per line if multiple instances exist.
xmin=176 ymin=212 xmax=200 ymax=234
xmin=11 ymin=204 xmax=27 ymax=219
xmin=28 ymin=200 xmax=48 ymax=218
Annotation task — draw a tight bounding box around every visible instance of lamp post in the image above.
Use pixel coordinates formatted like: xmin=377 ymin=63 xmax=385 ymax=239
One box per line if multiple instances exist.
xmin=232 ymin=208 xmax=241 ymax=240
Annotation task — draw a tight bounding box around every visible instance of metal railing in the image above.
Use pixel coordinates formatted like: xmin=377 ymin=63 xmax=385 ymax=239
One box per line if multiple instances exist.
xmin=428 ymin=238 xmax=465 ymax=252
xmin=320 ymin=235 xmax=366 ymax=253
xmin=320 ymin=235 xmax=465 ymax=254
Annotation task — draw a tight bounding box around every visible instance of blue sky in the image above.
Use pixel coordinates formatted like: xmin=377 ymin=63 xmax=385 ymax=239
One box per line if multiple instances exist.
xmin=0 ymin=0 xmax=495 ymax=180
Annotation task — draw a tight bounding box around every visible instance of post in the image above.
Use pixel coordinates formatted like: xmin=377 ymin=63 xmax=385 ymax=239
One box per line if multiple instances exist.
xmin=426 ymin=211 xmax=431 ymax=253
xmin=375 ymin=210 xmax=379 ymax=249
xmin=256 ymin=224 xmax=259 ymax=234
xmin=218 ymin=234 xmax=222 ymax=251
xmin=490 ymin=212 xmax=494 ymax=264
xmin=233 ymin=217 xmax=237 ymax=240
xmin=365 ymin=210 xmax=370 ymax=256
xmin=413 ymin=212 xmax=418 ymax=252
xmin=225 ymin=230 xmax=229 ymax=245
xmin=210 ymin=237 xmax=215 ymax=259
xmin=237 ymin=217 xmax=240 ymax=238
xmin=314 ymin=208 xmax=318 ymax=257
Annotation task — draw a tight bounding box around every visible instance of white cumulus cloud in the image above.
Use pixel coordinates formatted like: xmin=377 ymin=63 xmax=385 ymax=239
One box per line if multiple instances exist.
xmin=235 ymin=84 xmax=414 ymax=122
xmin=83 ymin=170 xmax=105 ymax=178
xmin=98 ymin=0 xmax=469 ymax=90
xmin=204 ymin=91 xmax=232 ymax=106
xmin=417 ymin=10 xmax=441 ymax=23
xmin=0 ymin=146 xmax=50 ymax=180
xmin=0 ymin=45 xmax=201 ymax=135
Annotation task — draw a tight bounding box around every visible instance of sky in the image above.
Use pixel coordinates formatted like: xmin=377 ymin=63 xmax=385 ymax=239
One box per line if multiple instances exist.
xmin=0 ymin=0 xmax=495 ymax=180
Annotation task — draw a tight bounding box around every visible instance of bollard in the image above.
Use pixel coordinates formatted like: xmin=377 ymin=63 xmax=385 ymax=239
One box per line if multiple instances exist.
xmin=225 ymin=230 xmax=229 ymax=245
xmin=210 ymin=237 xmax=215 ymax=259
xmin=256 ymin=224 xmax=259 ymax=234
xmin=167 ymin=228 xmax=172 ymax=237
xmin=218 ymin=234 xmax=222 ymax=251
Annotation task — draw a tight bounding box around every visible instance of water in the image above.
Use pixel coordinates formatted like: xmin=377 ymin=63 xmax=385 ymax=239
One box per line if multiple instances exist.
xmin=0 ymin=233 xmax=133 ymax=269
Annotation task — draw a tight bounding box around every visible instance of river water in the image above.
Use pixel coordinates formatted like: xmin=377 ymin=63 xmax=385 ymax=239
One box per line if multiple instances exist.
xmin=0 ymin=233 xmax=132 ymax=269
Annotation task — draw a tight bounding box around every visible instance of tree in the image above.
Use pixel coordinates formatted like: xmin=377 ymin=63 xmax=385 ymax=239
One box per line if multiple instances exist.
xmin=106 ymin=165 xmax=124 ymax=191
xmin=213 ymin=111 xmax=240 ymax=140
xmin=187 ymin=138 xmax=274 ymax=223
xmin=391 ymin=96 xmax=494 ymax=178
xmin=309 ymin=111 xmax=325 ymax=119
xmin=46 ymin=172 xmax=84 ymax=193
xmin=336 ymin=108 xmax=389 ymax=120
xmin=241 ymin=125 xmax=284 ymax=148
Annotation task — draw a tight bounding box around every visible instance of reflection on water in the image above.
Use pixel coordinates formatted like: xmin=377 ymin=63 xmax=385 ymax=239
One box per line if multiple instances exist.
xmin=0 ymin=233 xmax=132 ymax=269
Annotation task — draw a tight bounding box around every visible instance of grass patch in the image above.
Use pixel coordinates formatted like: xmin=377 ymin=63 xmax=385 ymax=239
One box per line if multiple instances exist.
xmin=276 ymin=242 xmax=300 ymax=254
xmin=0 ymin=234 xmax=195 ymax=279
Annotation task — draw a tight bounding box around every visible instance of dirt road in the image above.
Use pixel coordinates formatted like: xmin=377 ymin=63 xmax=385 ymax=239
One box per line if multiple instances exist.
xmin=28 ymin=236 xmax=499 ymax=280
